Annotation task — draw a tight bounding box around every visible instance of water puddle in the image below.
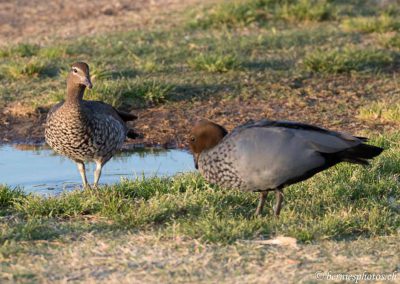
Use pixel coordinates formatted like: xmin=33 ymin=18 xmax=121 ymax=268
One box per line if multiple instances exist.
xmin=0 ymin=144 xmax=195 ymax=196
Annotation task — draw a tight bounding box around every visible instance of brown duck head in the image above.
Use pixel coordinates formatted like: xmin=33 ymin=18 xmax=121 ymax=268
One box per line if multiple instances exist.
xmin=66 ymin=62 xmax=92 ymax=102
xmin=188 ymin=120 xmax=228 ymax=169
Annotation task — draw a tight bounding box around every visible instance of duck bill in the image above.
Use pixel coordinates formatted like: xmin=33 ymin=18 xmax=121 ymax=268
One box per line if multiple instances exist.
xmin=83 ymin=77 xmax=93 ymax=89
xmin=193 ymin=154 xmax=199 ymax=170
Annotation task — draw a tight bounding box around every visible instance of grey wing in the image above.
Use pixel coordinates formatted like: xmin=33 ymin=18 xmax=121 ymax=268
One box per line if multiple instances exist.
xmin=230 ymin=126 xmax=362 ymax=190
xmin=231 ymin=119 xmax=362 ymax=144
xmin=83 ymin=101 xmax=126 ymax=125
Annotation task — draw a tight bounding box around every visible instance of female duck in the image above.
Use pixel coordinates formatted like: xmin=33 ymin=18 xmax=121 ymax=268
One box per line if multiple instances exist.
xmin=45 ymin=62 xmax=138 ymax=188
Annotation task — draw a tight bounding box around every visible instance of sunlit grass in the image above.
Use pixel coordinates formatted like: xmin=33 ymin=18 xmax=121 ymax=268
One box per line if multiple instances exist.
xmin=358 ymin=101 xmax=400 ymax=123
xmin=189 ymin=0 xmax=337 ymax=29
xmin=341 ymin=15 xmax=400 ymax=33
xmin=1 ymin=58 xmax=58 ymax=79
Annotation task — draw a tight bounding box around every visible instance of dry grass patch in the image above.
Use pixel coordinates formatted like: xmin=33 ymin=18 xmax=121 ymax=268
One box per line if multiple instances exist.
xmin=358 ymin=101 xmax=400 ymax=124
xmin=1 ymin=231 xmax=399 ymax=283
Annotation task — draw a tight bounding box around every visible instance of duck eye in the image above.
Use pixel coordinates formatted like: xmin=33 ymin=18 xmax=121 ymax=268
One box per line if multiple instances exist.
xmin=190 ymin=136 xmax=196 ymax=142
xmin=72 ymin=68 xmax=78 ymax=73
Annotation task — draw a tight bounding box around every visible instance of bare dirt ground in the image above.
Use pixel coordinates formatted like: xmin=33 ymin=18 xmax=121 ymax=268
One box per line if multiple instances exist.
xmin=0 ymin=76 xmax=393 ymax=147
xmin=0 ymin=0 xmax=198 ymax=46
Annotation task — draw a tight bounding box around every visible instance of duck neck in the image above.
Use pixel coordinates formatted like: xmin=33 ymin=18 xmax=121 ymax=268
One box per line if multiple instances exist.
xmin=197 ymin=150 xmax=209 ymax=171
xmin=66 ymin=83 xmax=86 ymax=105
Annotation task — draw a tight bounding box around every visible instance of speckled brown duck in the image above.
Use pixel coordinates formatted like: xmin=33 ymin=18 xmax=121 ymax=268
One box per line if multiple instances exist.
xmin=189 ymin=119 xmax=383 ymax=216
xmin=45 ymin=62 xmax=138 ymax=188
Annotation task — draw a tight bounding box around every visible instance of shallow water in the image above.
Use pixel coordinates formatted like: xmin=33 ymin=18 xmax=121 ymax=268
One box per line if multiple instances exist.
xmin=0 ymin=144 xmax=195 ymax=195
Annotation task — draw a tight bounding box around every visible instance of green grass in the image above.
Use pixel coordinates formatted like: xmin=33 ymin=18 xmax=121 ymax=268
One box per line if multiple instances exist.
xmin=0 ymin=186 xmax=25 ymax=215
xmin=1 ymin=1 xmax=399 ymax=110
xmin=0 ymin=30 xmax=394 ymax=113
xmin=0 ymin=0 xmax=399 ymax=245
xmin=188 ymin=0 xmax=400 ymax=29
xmin=0 ymin=43 xmax=40 ymax=58
xmin=188 ymin=53 xmax=241 ymax=73
xmin=303 ymin=47 xmax=395 ymax=73
xmin=341 ymin=15 xmax=400 ymax=33
xmin=86 ymin=78 xmax=175 ymax=107
xmin=385 ymin=34 xmax=400 ymax=49
xmin=189 ymin=0 xmax=336 ymax=29
xmin=1 ymin=134 xmax=399 ymax=244
xmin=1 ymin=58 xmax=58 ymax=79
xmin=278 ymin=0 xmax=335 ymax=22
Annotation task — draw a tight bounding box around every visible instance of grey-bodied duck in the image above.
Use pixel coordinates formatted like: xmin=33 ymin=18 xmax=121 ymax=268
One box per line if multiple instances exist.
xmin=189 ymin=119 xmax=383 ymax=216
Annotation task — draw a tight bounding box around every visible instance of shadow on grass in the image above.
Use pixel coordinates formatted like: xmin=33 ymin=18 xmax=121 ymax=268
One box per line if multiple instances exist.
xmin=41 ymin=65 xmax=60 ymax=78
xmin=242 ymin=59 xmax=294 ymax=71
xmin=0 ymin=217 xmax=120 ymax=243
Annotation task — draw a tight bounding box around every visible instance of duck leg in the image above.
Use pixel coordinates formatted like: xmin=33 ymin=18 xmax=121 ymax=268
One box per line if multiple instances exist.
xmin=255 ymin=191 xmax=268 ymax=216
xmin=76 ymin=162 xmax=90 ymax=189
xmin=93 ymin=160 xmax=104 ymax=188
xmin=274 ymin=190 xmax=284 ymax=217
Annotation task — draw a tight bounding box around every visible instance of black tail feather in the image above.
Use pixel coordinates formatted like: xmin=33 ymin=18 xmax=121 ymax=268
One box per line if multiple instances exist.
xmin=346 ymin=143 xmax=383 ymax=159
xmin=340 ymin=143 xmax=383 ymax=165
xmin=280 ymin=142 xmax=383 ymax=189
xmin=320 ymin=143 xmax=383 ymax=167
xmin=127 ymin=129 xmax=141 ymax=139
xmin=117 ymin=110 xmax=138 ymax=122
